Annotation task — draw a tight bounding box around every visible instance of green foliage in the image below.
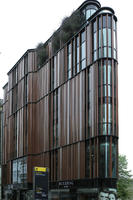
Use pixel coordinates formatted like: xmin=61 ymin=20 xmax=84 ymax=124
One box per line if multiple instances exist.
xmin=52 ymin=31 xmax=60 ymax=54
xmin=60 ymin=10 xmax=85 ymax=45
xmin=36 ymin=42 xmax=48 ymax=67
xmin=117 ymin=155 xmax=132 ymax=200
xmin=52 ymin=10 xmax=85 ymax=54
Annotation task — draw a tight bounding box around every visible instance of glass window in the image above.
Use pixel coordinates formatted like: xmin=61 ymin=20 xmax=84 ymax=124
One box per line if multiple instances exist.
xmin=90 ymin=9 xmax=96 ymax=15
xmin=103 ymin=104 xmax=107 ymax=123
xmin=99 ymin=17 xmax=101 ymax=29
xmin=108 ymin=29 xmax=112 ymax=47
xmin=108 ymin=123 xmax=112 ymax=135
xmin=108 ymin=15 xmax=112 ymax=28
xmin=103 ymin=28 xmax=107 ymax=46
xmin=86 ymin=9 xmax=91 ymax=19
xmin=81 ymin=31 xmax=85 ymax=43
xmin=108 ymin=47 xmax=112 ymax=58
xmin=108 ymin=85 xmax=112 ymax=97
xmin=113 ymin=19 xmax=116 ymax=30
xmin=99 ymin=30 xmax=101 ymax=48
xmin=81 ymin=59 xmax=86 ymax=70
xmin=93 ymin=20 xmax=96 ymax=32
xmin=103 ymin=47 xmax=107 ymax=57
xmin=112 ymin=138 xmax=117 ymax=177
xmin=103 ymin=85 xmax=107 ymax=97
xmin=99 ymin=48 xmax=101 ymax=58
xmin=81 ymin=41 xmax=86 ymax=60
xmin=103 ymin=16 xmax=106 ymax=28
xmin=103 ymin=61 xmax=106 ymax=84
xmin=99 ymin=138 xmax=110 ymax=177
xmin=76 ymin=36 xmax=80 ymax=73
xmin=108 ymin=104 xmax=112 ymax=123
xmin=72 ymin=40 xmax=75 ymax=75
xmin=94 ymin=32 xmax=97 ymax=50
xmin=108 ymin=61 xmax=112 ymax=84
xmin=81 ymin=31 xmax=86 ymax=70
xmin=67 ymin=44 xmax=72 ymax=79
xmin=94 ymin=51 xmax=97 ymax=61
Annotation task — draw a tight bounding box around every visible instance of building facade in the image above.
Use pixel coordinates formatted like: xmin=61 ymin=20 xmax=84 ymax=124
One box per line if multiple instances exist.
xmin=2 ymin=0 xmax=118 ymax=199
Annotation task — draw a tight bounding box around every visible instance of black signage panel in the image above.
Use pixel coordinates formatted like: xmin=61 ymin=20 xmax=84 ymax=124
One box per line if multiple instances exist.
xmin=33 ymin=167 xmax=48 ymax=200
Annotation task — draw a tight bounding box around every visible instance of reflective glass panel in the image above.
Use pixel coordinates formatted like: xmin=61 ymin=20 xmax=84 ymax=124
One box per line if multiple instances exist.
xmin=93 ymin=20 xmax=96 ymax=32
xmin=103 ymin=62 xmax=106 ymax=84
xmin=108 ymin=29 xmax=112 ymax=47
xmin=103 ymin=47 xmax=107 ymax=57
xmin=81 ymin=42 xmax=86 ymax=60
xmin=81 ymin=31 xmax=85 ymax=43
xmin=103 ymin=16 xmax=106 ymax=28
xmin=103 ymin=104 xmax=107 ymax=123
xmin=99 ymin=30 xmax=101 ymax=47
xmin=108 ymin=47 xmax=112 ymax=57
xmin=99 ymin=138 xmax=109 ymax=177
xmin=86 ymin=9 xmax=91 ymax=19
xmin=103 ymin=124 xmax=107 ymax=135
xmin=108 ymin=104 xmax=112 ymax=122
xmin=112 ymin=138 xmax=117 ymax=177
xmin=99 ymin=17 xmax=101 ymax=29
xmin=91 ymin=9 xmax=96 ymax=15
xmin=108 ymin=123 xmax=112 ymax=135
xmin=108 ymin=85 xmax=112 ymax=97
xmin=77 ymin=47 xmax=79 ymax=63
xmin=68 ymin=70 xmax=71 ymax=79
xmin=103 ymin=85 xmax=107 ymax=97
xmin=99 ymin=48 xmax=101 ymax=58
xmin=114 ymin=49 xmax=117 ymax=59
xmin=81 ymin=59 xmax=86 ymax=70
xmin=103 ymin=28 xmax=107 ymax=46
xmin=77 ymin=63 xmax=80 ymax=73
xmin=108 ymin=15 xmax=112 ymax=28
xmin=108 ymin=62 xmax=112 ymax=84
xmin=94 ymin=51 xmax=97 ymax=61
xmin=94 ymin=32 xmax=97 ymax=50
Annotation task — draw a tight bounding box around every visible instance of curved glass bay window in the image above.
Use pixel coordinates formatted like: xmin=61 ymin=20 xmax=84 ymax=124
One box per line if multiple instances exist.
xmin=85 ymin=137 xmax=118 ymax=178
xmin=93 ymin=14 xmax=117 ymax=61
xmin=99 ymin=136 xmax=118 ymax=178
xmin=82 ymin=4 xmax=99 ymax=20
xmin=98 ymin=59 xmax=113 ymax=135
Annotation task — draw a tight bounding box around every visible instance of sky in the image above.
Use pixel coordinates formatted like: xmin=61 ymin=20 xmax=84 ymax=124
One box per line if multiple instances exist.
xmin=0 ymin=0 xmax=133 ymax=174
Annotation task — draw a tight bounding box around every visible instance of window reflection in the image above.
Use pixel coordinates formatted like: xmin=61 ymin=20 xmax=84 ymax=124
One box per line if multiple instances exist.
xmin=99 ymin=137 xmax=109 ymax=177
xmin=67 ymin=43 xmax=72 ymax=79
xmin=81 ymin=31 xmax=86 ymax=70
xmin=76 ymin=36 xmax=80 ymax=73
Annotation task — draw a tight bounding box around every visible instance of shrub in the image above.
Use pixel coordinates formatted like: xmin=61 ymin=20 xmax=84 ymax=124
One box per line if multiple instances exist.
xmin=36 ymin=43 xmax=48 ymax=67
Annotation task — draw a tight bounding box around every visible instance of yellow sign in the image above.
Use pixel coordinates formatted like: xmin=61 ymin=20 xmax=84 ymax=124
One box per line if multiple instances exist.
xmin=34 ymin=167 xmax=47 ymax=172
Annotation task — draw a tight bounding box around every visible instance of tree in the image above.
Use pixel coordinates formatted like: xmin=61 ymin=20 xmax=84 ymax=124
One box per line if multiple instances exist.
xmin=117 ymin=155 xmax=133 ymax=200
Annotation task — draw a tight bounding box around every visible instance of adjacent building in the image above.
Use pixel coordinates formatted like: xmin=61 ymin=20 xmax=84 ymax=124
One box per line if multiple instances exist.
xmin=2 ymin=0 xmax=118 ymax=199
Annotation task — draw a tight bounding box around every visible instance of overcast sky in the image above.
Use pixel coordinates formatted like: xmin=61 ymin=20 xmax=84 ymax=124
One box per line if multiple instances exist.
xmin=0 ymin=0 xmax=133 ymax=174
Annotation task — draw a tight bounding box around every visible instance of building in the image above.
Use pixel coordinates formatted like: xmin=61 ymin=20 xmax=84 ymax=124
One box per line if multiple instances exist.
xmin=2 ymin=0 xmax=118 ymax=199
